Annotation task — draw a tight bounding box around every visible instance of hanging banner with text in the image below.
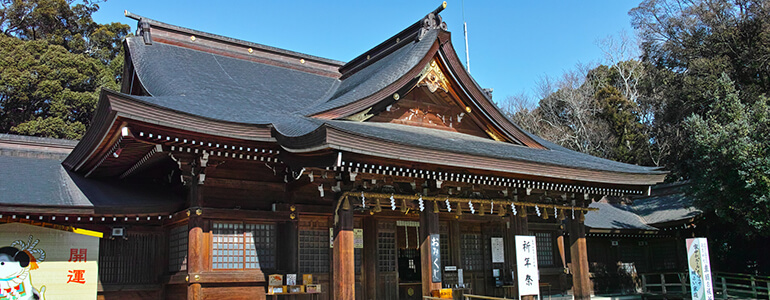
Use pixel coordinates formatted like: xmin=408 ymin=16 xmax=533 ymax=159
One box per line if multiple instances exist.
xmin=0 ymin=222 xmax=100 ymax=300
xmin=430 ymin=234 xmax=441 ymax=283
xmin=515 ymin=235 xmax=539 ymax=297
xmin=686 ymin=238 xmax=714 ymax=300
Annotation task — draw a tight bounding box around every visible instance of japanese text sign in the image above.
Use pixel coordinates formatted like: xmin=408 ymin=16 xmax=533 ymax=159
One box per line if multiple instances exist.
xmin=515 ymin=235 xmax=539 ymax=297
xmin=0 ymin=223 xmax=99 ymax=300
xmin=430 ymin=234 xmax=441 ymax=283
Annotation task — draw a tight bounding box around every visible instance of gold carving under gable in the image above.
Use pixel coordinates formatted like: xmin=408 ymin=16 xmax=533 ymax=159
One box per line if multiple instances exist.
xmin=418 ymin=59 xmax=450 ymax=93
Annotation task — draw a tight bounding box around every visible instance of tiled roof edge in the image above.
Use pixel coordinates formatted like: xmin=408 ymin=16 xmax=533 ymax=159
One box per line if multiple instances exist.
xmin=124 ymin=11 xmax=345 ymax=67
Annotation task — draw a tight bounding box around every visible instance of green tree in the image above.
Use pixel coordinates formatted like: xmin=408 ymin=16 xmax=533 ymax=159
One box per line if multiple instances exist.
xmin=684 ymin=74 xmax=770 ymax=235
xmin=0 ymin=0 xmax=129 ymax=138
xmin=631 ymin=0 xmax=770 ymax=179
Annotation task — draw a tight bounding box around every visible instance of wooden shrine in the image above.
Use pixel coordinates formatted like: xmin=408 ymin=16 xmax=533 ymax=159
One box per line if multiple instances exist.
xmin=0 ymin=3 xmax=666 ymax=300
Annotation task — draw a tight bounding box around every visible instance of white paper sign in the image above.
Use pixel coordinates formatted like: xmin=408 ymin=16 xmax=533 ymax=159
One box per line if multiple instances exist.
xmin=515 ymin=235 xmax=540 ymax=297
xmin=491 ymin=237 xmax=505 ymax=263
xmin=354 ymin=229 xmax=364 ymax=249
xmin=687 ymin=238 xmax=714 ymax=300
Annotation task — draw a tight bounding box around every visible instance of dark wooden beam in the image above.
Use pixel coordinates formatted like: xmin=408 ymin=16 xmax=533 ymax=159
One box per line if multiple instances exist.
xmin=363 ymin=216 xmax=378 ymax=300
xmin=419 ymin=200 xmax=442 ymax=296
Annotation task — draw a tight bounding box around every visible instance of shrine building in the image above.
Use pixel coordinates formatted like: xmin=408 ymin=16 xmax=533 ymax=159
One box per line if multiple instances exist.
xmin=0 ymin=3 xmax=666 ymax=300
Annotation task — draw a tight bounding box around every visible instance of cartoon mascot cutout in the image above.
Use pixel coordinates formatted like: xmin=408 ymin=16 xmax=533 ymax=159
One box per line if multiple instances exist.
xmin=0 ymin=235 xmax=46 ymax=300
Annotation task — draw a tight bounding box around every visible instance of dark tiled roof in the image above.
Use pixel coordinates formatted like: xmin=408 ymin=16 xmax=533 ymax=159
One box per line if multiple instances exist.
xmin=325 ymin=120 xmax=664 ymax=175
xmin=585 ymin=183 xmax=701 ymax=230
xmin=118 ymin=14 xmax=665 ymax=178
xmin=301 ymin=30 xmax=438 ymax=115
xmin=127 ymin=28 xmax=437 ymax=123
xmin=125 ymin=11 xmax=345 ymax=67
xmin=127 ymin=37 xmax=340 ymax=125
xmin=0 ymin=138 xmax=183 ymax=214
xmin=585 ymin=202 xmax=657 ymax=230
xmin=628 ymin=185 xmax=701 ymax=225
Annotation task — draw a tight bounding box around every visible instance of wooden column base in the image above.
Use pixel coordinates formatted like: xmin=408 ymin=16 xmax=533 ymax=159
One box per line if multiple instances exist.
xmin=569 ymin=215 xmax=591 ymax=300
xmin=333 ymin=207 xmax=355 ymax=300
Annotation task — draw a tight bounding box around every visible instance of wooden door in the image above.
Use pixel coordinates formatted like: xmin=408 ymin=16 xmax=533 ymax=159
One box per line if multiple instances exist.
xmin=376 ymin=220 xmax=398 ymax=299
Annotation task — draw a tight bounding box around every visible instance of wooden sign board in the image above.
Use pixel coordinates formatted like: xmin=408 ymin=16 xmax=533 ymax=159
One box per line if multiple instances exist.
xmin=430 ymin=234 xmax=441 ymax=283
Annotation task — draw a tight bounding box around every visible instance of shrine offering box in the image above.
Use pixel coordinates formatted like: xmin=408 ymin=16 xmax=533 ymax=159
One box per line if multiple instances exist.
xmin=306 ymin=284 xmax=322 ymax=293
xmin=288 ymin=285 xmax=304 ymax=293
xmin=268 ymin=274 xmax=283 ymax=286
xmin=302 ymin=274 xmax=313 ymax=284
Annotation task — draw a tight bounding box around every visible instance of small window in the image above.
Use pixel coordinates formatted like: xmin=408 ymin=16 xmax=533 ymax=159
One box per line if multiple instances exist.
xmin=533 ymin=232 xmax=554 ymax=267
xmin=299 ymin=229 xmax=329 ymax=273
xmin=168 ymin=225 xmax=188 ymax=272
xmin=461 ymin=233 xmax=484 ymax=270
xmin=212 ymin=222 xmax=275 ymax=270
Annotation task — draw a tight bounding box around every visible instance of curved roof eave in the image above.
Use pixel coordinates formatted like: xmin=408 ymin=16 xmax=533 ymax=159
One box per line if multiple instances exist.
xmin=271 ymin=120 xmax=667 ymax=187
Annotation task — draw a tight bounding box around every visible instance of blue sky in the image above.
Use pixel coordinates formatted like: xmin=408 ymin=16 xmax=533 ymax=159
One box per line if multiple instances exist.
xmin=93 ymin=1 xmax=639 ymax=104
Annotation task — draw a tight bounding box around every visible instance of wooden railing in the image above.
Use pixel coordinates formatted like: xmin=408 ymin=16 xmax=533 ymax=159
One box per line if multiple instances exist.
xmin=714 ymin=272 xmax=770 ymax=299
xmin=640 ymin=271 xmax=770 ymax=299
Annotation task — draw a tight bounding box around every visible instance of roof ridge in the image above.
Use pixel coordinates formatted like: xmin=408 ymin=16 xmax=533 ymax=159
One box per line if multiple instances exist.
xmin=338 ymin=2 xmax=448 ymax=79
xmin=124 ymin=11 xmax=346 ymax=67
xmin=0 ymin=133 xmax=78 ymax=148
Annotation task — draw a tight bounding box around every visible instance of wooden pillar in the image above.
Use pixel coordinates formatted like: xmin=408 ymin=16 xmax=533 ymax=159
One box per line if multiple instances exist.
xmin=509 ymin=208 xmax=534 ymax=300
xmin=333 ymin=199 xmax=355 ymax=300
xmin=363 ymin=216 xmax=377 ymax=300
xmin=279 ymin=221 xmax=298 ymax=273
xmin=420 ymin=200 xmax=442 ymax=296
xmin=569 ymin=210 xmax=591 ymax=300
xmin=178 ymin=153 xmax=207 ymax=300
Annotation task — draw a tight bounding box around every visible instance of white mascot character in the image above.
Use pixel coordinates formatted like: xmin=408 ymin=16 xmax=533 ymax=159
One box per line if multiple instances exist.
xmin=0 ymin=235 xmax=46 ymax=300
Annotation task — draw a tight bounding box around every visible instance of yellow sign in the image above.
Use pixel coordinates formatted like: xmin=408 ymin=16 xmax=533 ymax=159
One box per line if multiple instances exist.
xmin=0 ymin=223 xmax=99 ymax=300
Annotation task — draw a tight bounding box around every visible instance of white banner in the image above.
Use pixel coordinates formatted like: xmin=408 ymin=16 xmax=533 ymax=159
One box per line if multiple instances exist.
xmin=515 ymin=235 xmax=539 ymax=297
xmin=687 ymin=238 xmax=714 ymax=300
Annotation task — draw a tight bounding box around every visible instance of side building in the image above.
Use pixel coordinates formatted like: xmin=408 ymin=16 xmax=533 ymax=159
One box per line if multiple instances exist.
xmin=0 ymin=4 xmax=666 ymax=300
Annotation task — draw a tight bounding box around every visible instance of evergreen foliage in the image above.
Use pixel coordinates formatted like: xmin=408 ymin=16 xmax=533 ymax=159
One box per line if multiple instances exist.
xmin=0 ymin=0 xmax=129 ymax=138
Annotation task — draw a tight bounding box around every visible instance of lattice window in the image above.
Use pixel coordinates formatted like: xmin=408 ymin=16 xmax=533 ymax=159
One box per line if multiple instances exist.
xmin=461 ymin=233 xmax=484 ymax=270
xmin=168 ymin=225 xmax=188 ymax=272
xmin=246 ymin=223 xmax=276 ymax=269
xmin=212 ymin=222 xmax=275 ymax=270
xmin=651 ymin=241 xmax=676 ymax=271
xmin=378 ymin=231 xmax=396 ymax=272
xmin=100 ymin=231 xmax=164 ymax=284
xmin=299 ymin=229 xmax=329 ymax=274
xmin=355 ymin=247 xmax=363 ymax=275
xmin=440 ymin=233 xmax=450 ymax=267
xmin=439 ymin=222 xmax=450 ymax=267
xmin=533 ymin=232 xmax=554 ymax=266
xmin=620 ymin=243 xmax=647 ymax=272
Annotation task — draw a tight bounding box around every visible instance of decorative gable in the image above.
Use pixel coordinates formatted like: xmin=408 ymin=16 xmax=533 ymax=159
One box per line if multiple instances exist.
xmin=365 ymin=58 xmax=510 ymax=142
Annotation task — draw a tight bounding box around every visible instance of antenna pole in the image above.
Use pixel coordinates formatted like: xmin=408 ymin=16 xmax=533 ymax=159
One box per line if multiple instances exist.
xmin=462 ymin=0 xmax=470 ymax=73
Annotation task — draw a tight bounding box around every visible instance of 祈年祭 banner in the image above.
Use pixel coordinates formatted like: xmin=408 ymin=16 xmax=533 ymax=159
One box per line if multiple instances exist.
xmin=515 ymin=235 xmax=539 ymax=298
xmin=686 ymin=238 xmax=714 ymax=300
xmin=0 ymin=223 xmax=100 ymax=300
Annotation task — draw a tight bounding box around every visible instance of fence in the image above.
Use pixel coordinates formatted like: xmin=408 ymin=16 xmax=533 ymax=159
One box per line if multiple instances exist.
xmin=640 ymin=272 xmax=770 ymax=299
